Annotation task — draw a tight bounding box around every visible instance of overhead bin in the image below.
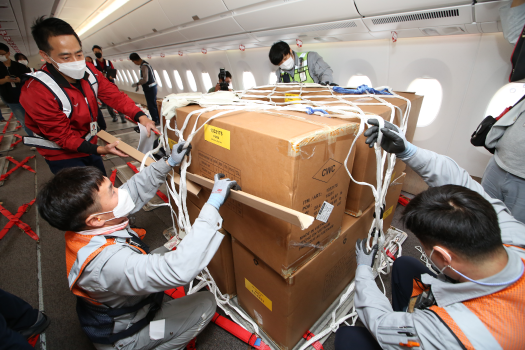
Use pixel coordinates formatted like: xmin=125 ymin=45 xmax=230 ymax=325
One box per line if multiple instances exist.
xmin=362 ymin=5 xmax=473 ymax=32
xmin=253 ymin=19 xmax=369 ymax=42
xmin=179 ymin=16 xmax=245 ymax=41
xmin=354 ymin=0 xmax=470 ymax=17
xmin=124 ymin=0 xmax=174 ymax=37
xmin=474 ymin=0 xmax=509 ymax=22
xmin=233 ymin=0 xmax=360 ymax=32
xmin=157 ymin=0 xmax=228 ymax=27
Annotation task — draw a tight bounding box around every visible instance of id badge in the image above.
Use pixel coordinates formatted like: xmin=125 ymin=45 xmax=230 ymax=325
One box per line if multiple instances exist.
xmin=300 ymin=71 xmax=307 ymax=82
xmin=90 ymin=122 xmax=98 ymax=136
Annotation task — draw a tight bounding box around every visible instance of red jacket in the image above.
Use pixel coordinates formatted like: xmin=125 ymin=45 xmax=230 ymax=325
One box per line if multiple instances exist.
xmin=20 ymin=62 xmax=145 ymax=161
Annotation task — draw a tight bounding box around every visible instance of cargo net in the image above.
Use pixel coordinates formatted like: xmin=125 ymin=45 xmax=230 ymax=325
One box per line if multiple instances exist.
xmin=140 ymin=83 xmax=411 ymax=349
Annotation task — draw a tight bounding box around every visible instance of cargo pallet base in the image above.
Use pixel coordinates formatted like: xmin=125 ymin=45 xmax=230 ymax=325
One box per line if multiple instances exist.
xmin=214 ymin=227 xmax=408 ymax=350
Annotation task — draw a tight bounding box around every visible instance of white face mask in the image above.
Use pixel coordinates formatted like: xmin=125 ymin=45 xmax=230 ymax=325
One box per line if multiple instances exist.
xmin=18 ymin=60 xmax=28 ymax=66
xmin=280 ymin=55 xmax=294 ymax=70
xmin=48 ymin=55 xmax=86 ymax=79
xmin=429 ymin=247 xmax=523 ymax=286
xmin=0 ymin=55 xmax=7 ymax=62
xmin=93 ymin=189 xmax=135 ymax=222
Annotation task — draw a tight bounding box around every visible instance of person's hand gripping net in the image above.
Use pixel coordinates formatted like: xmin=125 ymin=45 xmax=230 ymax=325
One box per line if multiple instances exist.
xmin=355 ymin=238 xmax=379 ymax=268
xmin=206 ymin=174 xmax=242 ymax=210
xmin=167 ymin=141 xmax=192 ymax=167
xmin=364 ymin=118 xmax=408 ymax=153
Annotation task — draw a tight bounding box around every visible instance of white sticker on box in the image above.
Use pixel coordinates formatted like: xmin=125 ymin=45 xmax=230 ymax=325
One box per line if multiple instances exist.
xmin=316 ymin=201 xmax=334 ymax=223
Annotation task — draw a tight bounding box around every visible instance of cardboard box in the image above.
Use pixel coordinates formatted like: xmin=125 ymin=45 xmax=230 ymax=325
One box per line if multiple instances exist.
xmin=233 ymin=208 xmax=375 ymax=350
xmin=383 ymin=172 xmax=406 ymax=230
xmin=171 ymin=106 xmax=360 ymax=277
xmin=185 ymin=199 xmax=236 ymax=297
xmin=345 ymin=92 xmax=422 ymax=217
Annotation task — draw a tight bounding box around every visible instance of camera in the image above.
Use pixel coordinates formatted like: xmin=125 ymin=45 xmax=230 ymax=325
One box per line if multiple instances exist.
xmin=218 ymin=68 xmax=229 ymax=91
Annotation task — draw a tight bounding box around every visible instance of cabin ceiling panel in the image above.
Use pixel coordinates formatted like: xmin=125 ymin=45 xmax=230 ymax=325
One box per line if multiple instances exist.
xmin=157 ymin=0 xmax=228 ymax=27
xmin=354 ymin=0 xmax=471 ymax=17
xmin=223 ymin=0 xmax=266 ymax=10
xmin=130 ymin=30 xmax=188 ymax=51
xmin=124 ymin=0 xmax=174 ymax=36
xmin=179 ymin=18 xmax=244 ymax=41
xmin=233 ymin=0 xmax=360 ymax=32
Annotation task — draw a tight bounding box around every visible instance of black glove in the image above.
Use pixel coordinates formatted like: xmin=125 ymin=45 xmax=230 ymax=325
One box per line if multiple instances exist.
xmin=355 ymin=239 xmax=378 ymax=268
xmin=167 ymin=141 xmax=192 ymax=166
xmin=364 ymin=118 xmax=408 ymax=154
xmin=329 ymin=83 xmax=338 ymax=86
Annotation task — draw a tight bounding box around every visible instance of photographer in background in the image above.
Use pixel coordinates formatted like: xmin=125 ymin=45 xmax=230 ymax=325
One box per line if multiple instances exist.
xmin=0 ymin=43 xmax=33 ymax=136
xmin=208 ymin=69 xmax=232 ymax=93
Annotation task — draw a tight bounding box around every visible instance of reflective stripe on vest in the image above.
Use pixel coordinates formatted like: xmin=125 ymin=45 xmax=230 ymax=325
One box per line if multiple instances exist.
xmin=23 ymin=67 xmax=99 ymax=149
xmin=280 ymin=52 xmax=315 ymax=84
xmin=140 ymin=61 xmax=157 ymax=88
xmin=430 ymin=257 xmax=525 ymax=350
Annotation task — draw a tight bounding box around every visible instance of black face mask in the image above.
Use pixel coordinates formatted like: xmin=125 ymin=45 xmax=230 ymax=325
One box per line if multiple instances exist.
xmin=95 ymin=52 xmax=102 ymax=59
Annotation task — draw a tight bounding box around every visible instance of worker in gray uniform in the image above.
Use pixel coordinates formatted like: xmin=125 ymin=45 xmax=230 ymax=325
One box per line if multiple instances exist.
xmin=269 ymin=41 xmax=335 ymax=85
xmin=334 ymin=119 xmax=525 ymax=349
xmin=482 ymin=0 xmax=525 ymax=224
xmin=37 ymin=141 xmax=241 ymax=350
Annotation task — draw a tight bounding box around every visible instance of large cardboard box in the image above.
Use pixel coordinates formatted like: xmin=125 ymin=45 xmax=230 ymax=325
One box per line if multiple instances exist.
xmin=171 ymin=106 xmax=361 ymax=277
xmin=185 ymin=199 xmax=236 ymax=297
xmin=233 ymin=208 xmax=375 ymax=350
xmin=383 ymin=172 xmax=406 ymax=230
xmin=344 ymin=93 xmax=422 ymax=217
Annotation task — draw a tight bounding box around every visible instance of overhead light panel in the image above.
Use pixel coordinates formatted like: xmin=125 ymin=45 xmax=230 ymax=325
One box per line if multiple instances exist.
xmin=76 ymin=0 xmax=130 ymax=37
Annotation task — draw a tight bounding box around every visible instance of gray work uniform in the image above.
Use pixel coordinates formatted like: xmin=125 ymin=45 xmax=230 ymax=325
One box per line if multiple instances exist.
xmin=481 ymin=2 xmax=525 ymax=223
xmin=355 ymin=147 xmax=525 ymax=349
xmin=74 ymin=160 xmax=224 ymax=350
xmin=275 ymin=50 xmax=334 ymax=84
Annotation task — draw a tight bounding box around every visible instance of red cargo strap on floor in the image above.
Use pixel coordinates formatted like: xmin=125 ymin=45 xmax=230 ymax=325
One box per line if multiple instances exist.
xmin=109 ymin=169 xmax=117 ymax=185
xmin=1 ymin=113 xmax=13 ymax=134
xmin=15 ymin=124 xmax=22 ymax=130
xmin=398 ymin=194 xmax=410 ymax=207
xmin=28 ymin=334 xmax=39 ymax=347
xmin=10 ymin=134 xmax=23 ymax=148
xmin=0 ymin=156 xmax=35 ymax=182
xmin=303 ymin=330 xmax=324 ymax=350
xmin=5 ymin=156 xmax=35 ymax=174
xmin=0 ymin=199 xmax=38 ymax=241
xmin=126 ymin=162 xmax=169 ymax=203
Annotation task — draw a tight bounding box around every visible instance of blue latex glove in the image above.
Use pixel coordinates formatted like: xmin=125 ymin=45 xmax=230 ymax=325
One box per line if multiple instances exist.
xmin=364 ymin=118 xmax=417 ymax=159
xmin=207 ymin=173 xmax=242 ymax=210
xmin=333 ymin=84 xmax=392 ymax=95
xmin=356 ymin=239 xmax=378 ymax=267
xmin=306 ymin=107 xmax=328 ymax=115
xmin=168 ymin=141 xmax=192 ymax=166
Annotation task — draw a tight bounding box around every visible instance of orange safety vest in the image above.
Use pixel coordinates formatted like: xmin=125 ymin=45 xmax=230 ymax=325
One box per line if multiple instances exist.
xmin=426 ymin=256 xmax=525 ymax=350
xmin=65 ymin=229 xmax=147 ymax=304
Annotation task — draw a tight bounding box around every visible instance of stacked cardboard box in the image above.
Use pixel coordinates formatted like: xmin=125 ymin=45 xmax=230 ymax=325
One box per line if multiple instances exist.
xmin=163 ymin=87 xmax=420 ymax=349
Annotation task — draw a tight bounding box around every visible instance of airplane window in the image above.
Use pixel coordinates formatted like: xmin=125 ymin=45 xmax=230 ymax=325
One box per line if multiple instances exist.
xmin=163 ymin=70 xmax=172 ymax=89
xmin=407 ymin=78 xmax=443 ymax=127
xmin=132 ymin=70 xmax=139 ymax=82
xmin=120 ymin=71 xmax=128 ymax=83
xmin=173 ymin=70 xmax=184 ymax=90
xmin=347 ymin=75 xmax=372 ymax=87
xmin=126 ymin=70 xmax=133 ymax=85
xmin=118 ymin=71 xmax=124 ymax=81
xmin=202 ymin=72 xmax=213 ymax=92
xmin=154 ymin=70 xmax=163 ymax=88
xmin=269 ymin=72 xmax=277 ymax=85
xmin=485 ymin=83 xmax=525 ymax=119
xmin=187 ymin=70 xmax=197 ymax=92
xmin=243 ymin=72 xmax=257 ymax=90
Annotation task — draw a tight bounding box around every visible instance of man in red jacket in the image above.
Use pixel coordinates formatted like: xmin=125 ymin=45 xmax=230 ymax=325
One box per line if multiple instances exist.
xmin=20 ymin=17 xmax=158 ymax=175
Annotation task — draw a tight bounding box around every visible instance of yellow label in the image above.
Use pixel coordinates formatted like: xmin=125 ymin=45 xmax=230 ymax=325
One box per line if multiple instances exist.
xmin=384 ymin=205 xmax=393 ymax=219
xmin=285 ymin=93 xmax=301 ymax=103
xmin=390 ymin=172 xmax=396 ymax=183
xmin=168 ymin=138 xmax=177 ymax=150
xmin=204 ymin=125 xmax=230 ymax=150
xmin=245 ymin=278 xmax=272 ymax=311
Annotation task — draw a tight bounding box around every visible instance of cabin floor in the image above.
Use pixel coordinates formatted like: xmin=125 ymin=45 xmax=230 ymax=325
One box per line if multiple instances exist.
xmin=0 ymin=103 xmax=424 ymax=350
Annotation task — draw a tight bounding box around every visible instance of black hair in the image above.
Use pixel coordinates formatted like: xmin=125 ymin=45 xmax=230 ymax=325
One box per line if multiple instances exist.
xmin=129 ymin=53 xmax=141 ymax=61
xmin=402 ymin=185 xmax=502 ymax=260
xmin=218 ymin=71 xmax=232 ymax=81
xmin=85 ymin=56 xmax=93 ymax=62
xmin=37 ymin=166 xmax=105 ymax=232
xmin=31 ymin=16 xmax=81 ymax=54
xmin=269 ymin=41 xmax=291 ymax=65
xmin=92 ymin=45 xmax=102 ymax=51
xmin=14 ymin=53 xmax=28 ymax=61
xmin=0 ymin=43 xmax=9 ymax=53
